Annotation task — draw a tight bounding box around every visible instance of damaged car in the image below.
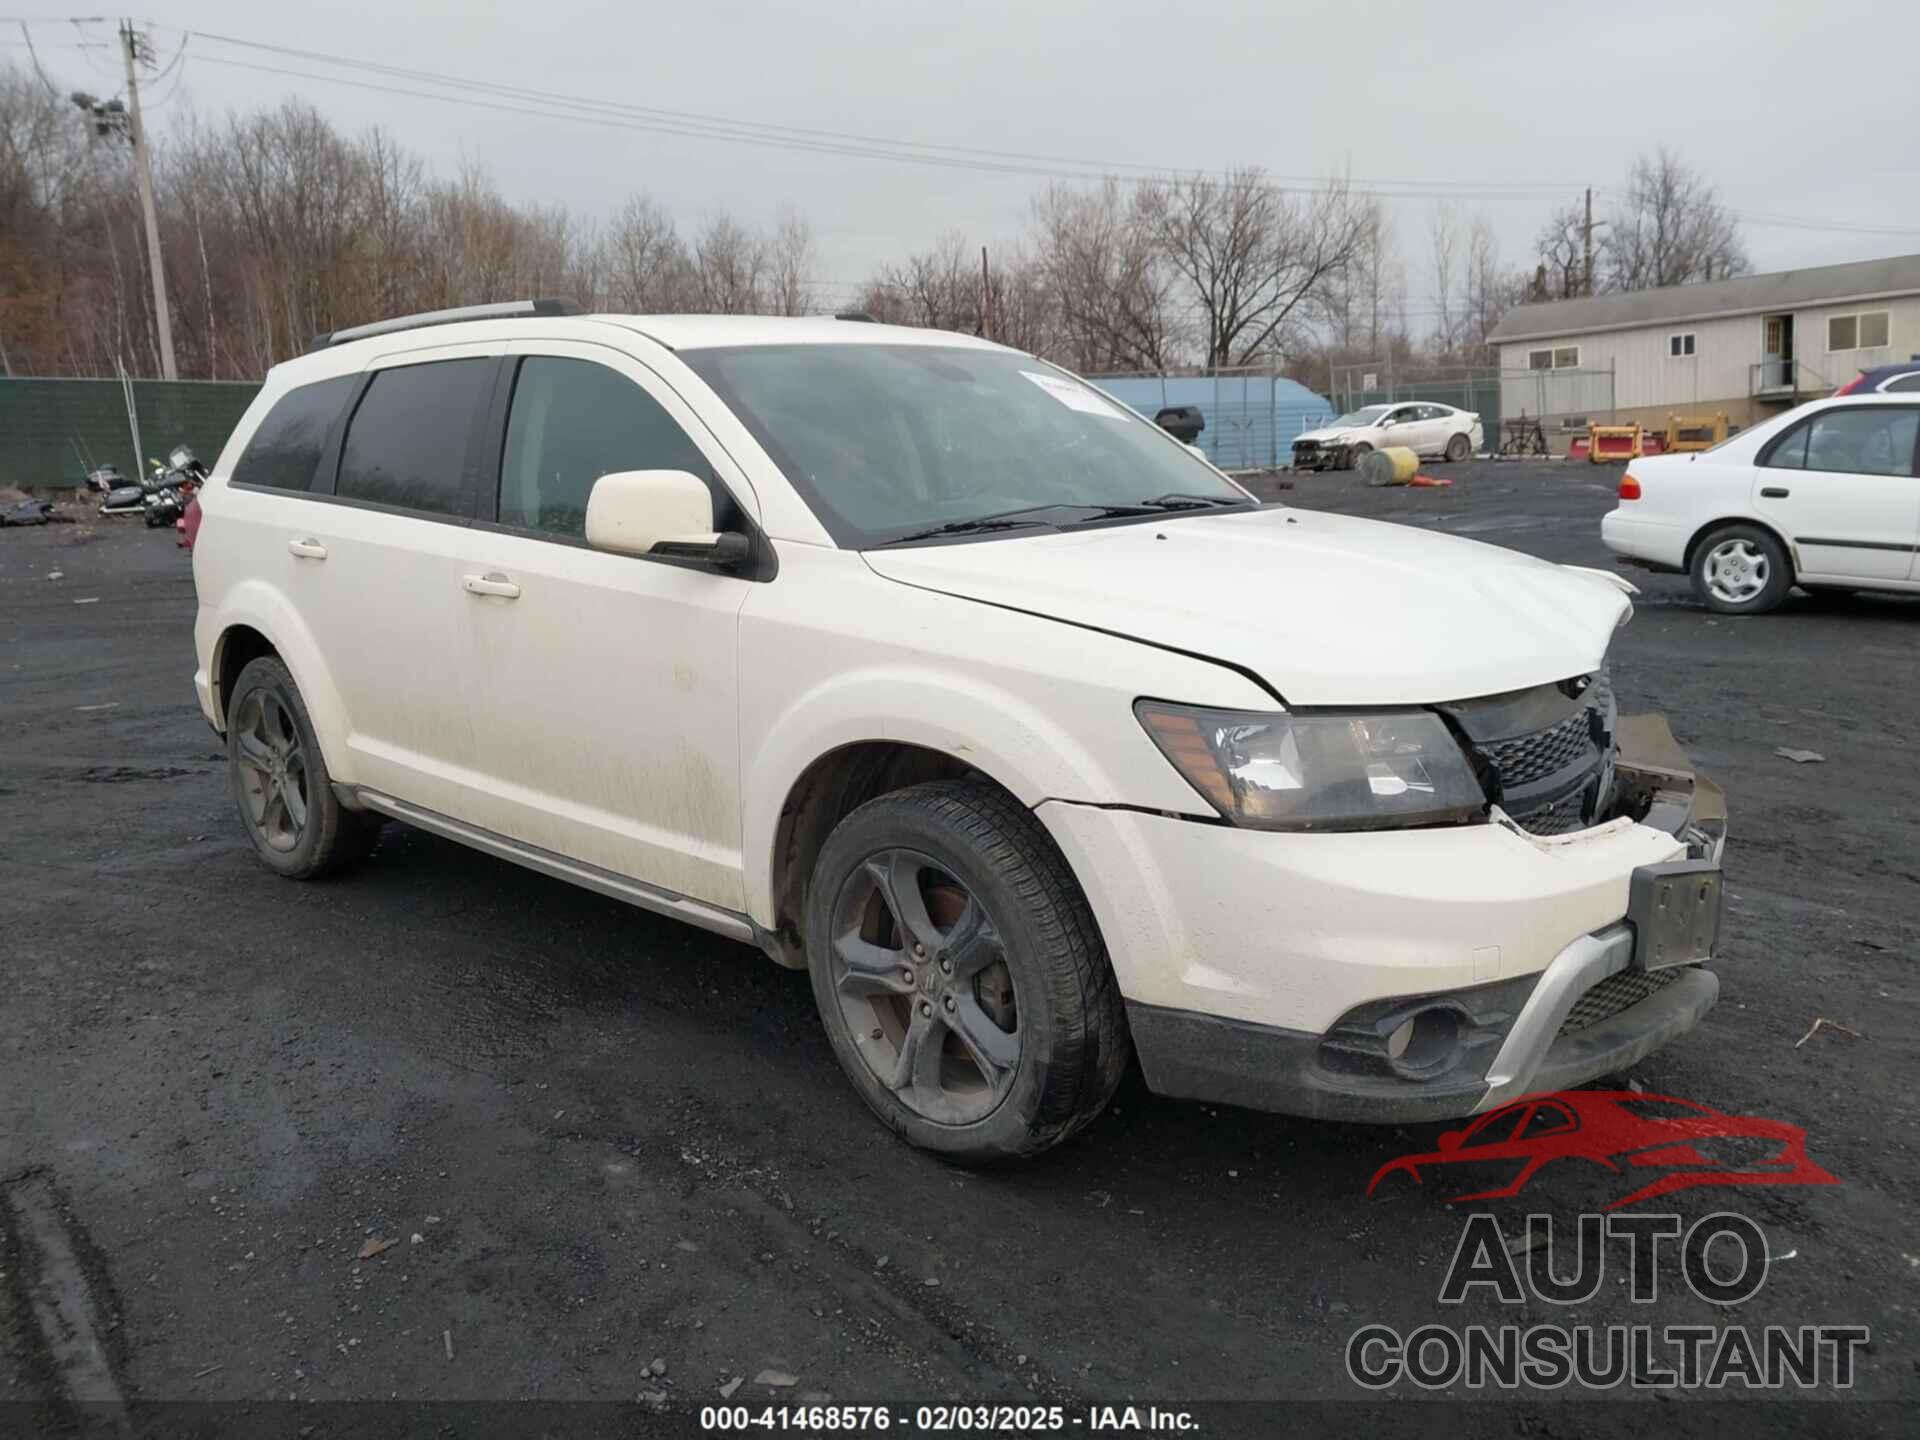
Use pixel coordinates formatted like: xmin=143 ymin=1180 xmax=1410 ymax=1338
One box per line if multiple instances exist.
xmin=1291 ymin=401 xmax=1483 ymax=471
xmin=191 ymin=302 xmax=1724 ymax=1163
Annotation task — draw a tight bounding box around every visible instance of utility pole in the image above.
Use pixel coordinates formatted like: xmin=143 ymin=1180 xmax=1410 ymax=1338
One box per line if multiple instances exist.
xmin=1582 ymin=188 xmax=1594 ymax=298
xmin=979 ymin=246 xmax=993 ymax=342
xmin=120 ymin=19 xmax=177 ymax=380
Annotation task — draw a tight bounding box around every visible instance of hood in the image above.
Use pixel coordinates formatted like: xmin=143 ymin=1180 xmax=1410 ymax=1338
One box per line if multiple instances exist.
xmin=1294 ymin=424 xmax=1358 ymax=444
xmin=862 ymin=507 xmax=1628 ymax=707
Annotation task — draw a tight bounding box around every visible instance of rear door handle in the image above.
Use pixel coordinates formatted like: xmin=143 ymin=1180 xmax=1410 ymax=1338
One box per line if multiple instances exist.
xmin=287 ymin=538 xmax=328 ymax=560
xmin=1760 ymin=486 xmax=1790 ymax=498
xmin=463 ymin=571 xmax=521 ymax=599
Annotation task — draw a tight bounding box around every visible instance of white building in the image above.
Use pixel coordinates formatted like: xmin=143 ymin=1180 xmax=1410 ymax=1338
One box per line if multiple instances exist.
xmin=1488 ymin=253 xmax=1920 ymax=440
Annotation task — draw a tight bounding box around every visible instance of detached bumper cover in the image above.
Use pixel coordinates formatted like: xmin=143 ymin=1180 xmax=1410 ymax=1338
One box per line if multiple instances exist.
xmin=1122 ymin=713 xmax=1725 ymax=1123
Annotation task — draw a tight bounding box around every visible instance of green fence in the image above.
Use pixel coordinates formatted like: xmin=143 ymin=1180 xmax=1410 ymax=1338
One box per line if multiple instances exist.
xmin=0 ymin=377 xmax=262 ymax=489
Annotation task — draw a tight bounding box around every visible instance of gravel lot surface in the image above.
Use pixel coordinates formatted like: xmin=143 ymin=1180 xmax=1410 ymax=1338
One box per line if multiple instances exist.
xmin=3 ymin=461 xmax=1914 ymax=1436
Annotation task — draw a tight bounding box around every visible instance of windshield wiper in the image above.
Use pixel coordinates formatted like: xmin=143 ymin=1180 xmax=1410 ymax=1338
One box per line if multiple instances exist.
xmin=877 ymin=502 xmax=1134 ymax=546
xmin=1133 ymin=492 xmax=1253 ymax=510
xmin=875 ymin=514 xmax=1055 ymax=546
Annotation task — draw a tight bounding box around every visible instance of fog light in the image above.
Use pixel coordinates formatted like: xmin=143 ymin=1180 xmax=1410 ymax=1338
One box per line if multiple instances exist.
xmin=1389 ymin=1007 xmax=1462 ymax=1077
xmin=1386 ymin=1017 xmax=1415 ymax=1059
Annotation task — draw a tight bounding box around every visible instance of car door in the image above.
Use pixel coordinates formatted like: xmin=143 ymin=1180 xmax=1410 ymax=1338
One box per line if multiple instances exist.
xmin=1415 ymin=404 xmax=1455 ymax=454
xmin=287 ymin=345 xmax=502 ymax=818
xmin=1751 ymin=403 xmax=1920 ymax=585
xmin=1374 ymin=404 xmax=1417 ymax=450
xmin=453 ymin=341 xmax=759 ymax=911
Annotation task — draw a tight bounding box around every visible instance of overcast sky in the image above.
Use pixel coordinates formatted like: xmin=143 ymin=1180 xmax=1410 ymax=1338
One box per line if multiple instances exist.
xmin=19 ymin=0 xmax=1920 ymax=323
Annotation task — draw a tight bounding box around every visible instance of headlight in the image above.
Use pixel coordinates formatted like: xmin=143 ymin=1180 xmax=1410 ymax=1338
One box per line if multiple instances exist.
xmin=1136 ymin=702 xmax=1487 ymax=831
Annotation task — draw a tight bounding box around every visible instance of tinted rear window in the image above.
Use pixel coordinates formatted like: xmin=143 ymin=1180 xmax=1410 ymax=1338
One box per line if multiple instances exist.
xmin=232 ymin=375 xmax=356 ymax=492
xmin=337 ymin=359 xmax=492 ymax=516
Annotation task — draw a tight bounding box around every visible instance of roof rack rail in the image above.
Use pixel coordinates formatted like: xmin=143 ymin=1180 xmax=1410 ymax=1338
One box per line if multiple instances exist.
xmin=308 ymin=297 xmax=584 ymax=351
xmin=833 ymin=310 xmax=877 ymax=323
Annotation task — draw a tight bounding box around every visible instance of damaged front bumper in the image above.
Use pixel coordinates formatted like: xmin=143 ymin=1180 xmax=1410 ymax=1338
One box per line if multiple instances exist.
xmin=1113 ymin=713 xmax=1726 ymax=1124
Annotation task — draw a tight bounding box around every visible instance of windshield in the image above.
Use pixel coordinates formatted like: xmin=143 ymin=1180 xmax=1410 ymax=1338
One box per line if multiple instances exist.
xmin=1331 ymin=406 xmax=1392 ymax=427
xmin=680 ymin=343 xmax=1251 ymax=547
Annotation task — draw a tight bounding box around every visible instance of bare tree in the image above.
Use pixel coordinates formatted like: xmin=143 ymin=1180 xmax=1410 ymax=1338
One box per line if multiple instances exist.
xmin=600 ymin=193 xmax=692 ymax=312
xmin=1144 ymin=167 xmax=1370 ymax=368
xmin=1601 ymin=149 xmax=1748 ymax=292
xmin=1318 ymin=199 xmax=1405 ymax=355
xmin=765 ymin=206 xmax=815 ymax=317
xmin=1428 ymin=202 xmax=1464 ymax=358
xmin=692 ymin=212 xmax=766 ymax=314
xmin=1031 ymin=179 xmax=1178 ymax=371
xmin=1532 ymin=201 xmax=1587 ymax=301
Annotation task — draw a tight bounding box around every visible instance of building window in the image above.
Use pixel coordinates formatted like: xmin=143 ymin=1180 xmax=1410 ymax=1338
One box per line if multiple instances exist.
xmin=1669 ymin=332 xmax=1696 ymax=357
xmin=1528 ymin=349 xmax=1553 ymax=370
xmin=1531 ymin=346 xmax=1581 ymax=370
xmin=1828 ymin=310 xmax=1891 ymax=352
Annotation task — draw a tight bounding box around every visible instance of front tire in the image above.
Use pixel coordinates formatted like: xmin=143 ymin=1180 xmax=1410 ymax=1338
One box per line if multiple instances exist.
xmin=804 ymin=780 xmax=1129 ymax=1163
xmin=1445 ymin=432 xmax=1471 ymax=462
xmin=1345 ymin=442 xmax=1373 ymax=471
xmin=226 ymin=656 xmax=380 ymax=879
xmin=1691 ymin=524 xmax=1791 ymax=615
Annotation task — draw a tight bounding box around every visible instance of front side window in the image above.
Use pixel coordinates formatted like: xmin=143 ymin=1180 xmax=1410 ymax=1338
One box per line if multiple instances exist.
xmin=336 ymin=359 xmax=493 ymax=516
xmin=1332 ymin=405 xmax=1393 ymax=427
xmin=680 ymin=344 xmax=1249 ymax=548
xmin=498 ymin=357 xmax=726 ymax=538
xmin=1886 ymin=373 xmax=1920 ymax=392
xmin=233 ymin=375 xmax=356 ymax=492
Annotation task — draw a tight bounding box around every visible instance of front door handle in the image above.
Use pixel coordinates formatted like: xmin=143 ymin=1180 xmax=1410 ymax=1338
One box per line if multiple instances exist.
xmin=1760 ymin=486 xmax=1790 ymax=498
xmin=463 ymin=571 xmax=521 ymax=599
xmin=287 ymin=538 xmax=328 ymax=560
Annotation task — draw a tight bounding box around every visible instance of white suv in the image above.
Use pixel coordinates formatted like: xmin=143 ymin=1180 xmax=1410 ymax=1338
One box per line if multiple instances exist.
xmin=1602 ymin=394 xmax=1920 ymax=614
xmin=193 ymin=302 xmax=1727 ymax=1162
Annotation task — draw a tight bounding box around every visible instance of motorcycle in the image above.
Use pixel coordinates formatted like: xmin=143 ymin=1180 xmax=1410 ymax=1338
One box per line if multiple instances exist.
xmin=140 ymin=446 xmax=209 ymax=529
xmin=84 ymin=463 xmax=149 ymax=517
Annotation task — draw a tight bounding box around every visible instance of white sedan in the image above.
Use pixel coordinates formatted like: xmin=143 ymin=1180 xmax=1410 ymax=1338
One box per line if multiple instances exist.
xmin=1290 ymin=402 xmax=1483 ymax=471
xmin=1601 ymin=394 xmax=1920 ymax=614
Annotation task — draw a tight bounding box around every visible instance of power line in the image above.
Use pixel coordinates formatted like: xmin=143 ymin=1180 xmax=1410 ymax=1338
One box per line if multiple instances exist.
xmin=173 ymin=28 xmax=1579 ymax=202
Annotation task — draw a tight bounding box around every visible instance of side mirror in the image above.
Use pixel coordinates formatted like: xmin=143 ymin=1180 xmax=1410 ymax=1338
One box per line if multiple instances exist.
xmin=1185 ymin=443 xmax=1208 ymax=463
xmin=1379 ymin=417 xmax=1396 ymax=429
xmin=585 ymin=469 xmax=749 ymax=568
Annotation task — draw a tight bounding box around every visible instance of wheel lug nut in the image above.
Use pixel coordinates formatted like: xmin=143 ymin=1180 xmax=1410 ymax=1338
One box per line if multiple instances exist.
xmin=900 ymin=968 xmax=914 ymax=983
xmin=943 ymin=995 xmax=956 ymax=1012
xmin=938 ymin=958 xmax=951 ymax=974
xmin=912 ymin=942 xmax=925 ymax=957
xmin=919 ymin=1001 xmax=932 ymax=1018
xmin=870 ymin=1027 xmax=882 ymax=1040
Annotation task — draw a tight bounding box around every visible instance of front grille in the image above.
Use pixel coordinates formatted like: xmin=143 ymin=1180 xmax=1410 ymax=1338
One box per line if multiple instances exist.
xmin=1558 ymin=966 xmax=1683 ymax=1034
xmin=1481 ymin=709 xmax=1593 ymax=788
xmin=1449 ymin=665 xmax=1617 ymax=838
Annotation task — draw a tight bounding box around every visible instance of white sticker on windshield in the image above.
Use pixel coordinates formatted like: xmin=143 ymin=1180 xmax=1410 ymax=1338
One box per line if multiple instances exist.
xmin=1022 ymin=370 xmax=1126 ymax=420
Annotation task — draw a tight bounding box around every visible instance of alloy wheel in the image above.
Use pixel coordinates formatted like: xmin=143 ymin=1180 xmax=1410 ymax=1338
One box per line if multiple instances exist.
xmin=233 ymin=688 xmax=309 ymax=852
xmin=828 ymin=848 xmax=1020 ymax=1125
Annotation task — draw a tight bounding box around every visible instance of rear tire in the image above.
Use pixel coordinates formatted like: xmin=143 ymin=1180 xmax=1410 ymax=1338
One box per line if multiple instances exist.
xmin=1690 ymin=524 xmax=1792 ymax=615
xmin=804 ymin=780 xmax=1129 ymax=1163
xmin=226 ymin=656 xmax=380 ymax=880
xmin=1445 ymin=432 xmax=1471 ymax=462
xmin=1345 ymin=442 xmax=1373 ymax=471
